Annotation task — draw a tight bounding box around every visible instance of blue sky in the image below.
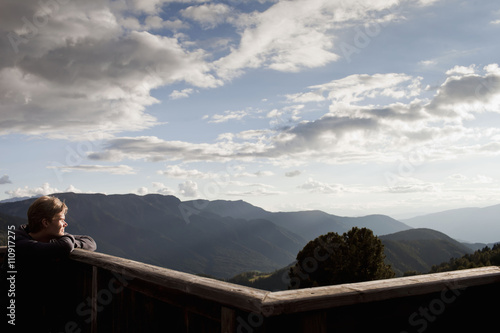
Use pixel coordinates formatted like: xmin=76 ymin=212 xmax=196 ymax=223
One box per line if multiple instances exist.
xmin=1 ymin=0 xmax=499 ymax=218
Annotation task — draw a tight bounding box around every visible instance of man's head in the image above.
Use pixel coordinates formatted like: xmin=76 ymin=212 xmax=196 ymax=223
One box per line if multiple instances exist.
xmin=27 ymin=196 xmax=68 ymax=236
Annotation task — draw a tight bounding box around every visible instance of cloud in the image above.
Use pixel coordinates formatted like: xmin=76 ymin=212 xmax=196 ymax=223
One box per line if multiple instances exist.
xmin=88 ymin=65 xmax=500 ymax=165
xmin=180 ymin=3 xmax=233 ymax=29
xmin=0 ymin=0 xmax=442 ymax=141
xmin=298 ymin=178 xmax=344 ymax=194
xmin=385 ymin=175 xmax=440 ymax=193
xmin=169 ymin=88 xmax=195 ymax=99
xmin=47 ymin=164 xmax=136 ymax=175
xmin=0 ymin=175 xmax=12 ymax=185
xmin=136 ymin=186 xmax=149 ymax=195
xmin=152 ymin=182 xmax=176 ymax=195
xmin=178 ymin=180 xmax=198 ymax=197
xmin=305 ymin=73 xmax=422 ymax=106
xmin=205 ymin=110 xmax=249 ymax=123
xmin=225 ymin=187 xmax=282 ymax=197
xmin=158 ymin=165 xmax=214 ymax=179
xmin=285 ymin=170 xmax=301 ymax=177
xmin=0 ymin=1 xmax=220 ymax=139
xmin=213 ymin=0 xmax=438 ymax=78
xmin=426 ymin=65 xmax=500 ymax=118
xmin=5 ymin=182 xmax=80 ymax=198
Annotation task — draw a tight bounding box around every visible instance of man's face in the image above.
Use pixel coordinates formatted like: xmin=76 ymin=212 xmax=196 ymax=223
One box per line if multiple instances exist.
xmin=45 ymin=212 xmax=67 ymax=238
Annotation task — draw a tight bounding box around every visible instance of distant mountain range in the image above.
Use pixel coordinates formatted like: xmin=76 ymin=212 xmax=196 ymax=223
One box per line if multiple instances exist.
xmin=184 ymin=199 xmax=412 ymax=243
xmin=402 ymin=204 xmax=500 ymax=244
xmin=0 ymin=193 xmax=497 ymax=281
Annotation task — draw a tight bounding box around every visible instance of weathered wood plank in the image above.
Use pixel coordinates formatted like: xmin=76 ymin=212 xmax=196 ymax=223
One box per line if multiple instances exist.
xmin=69 ymin=249 xmax=269 ymax=314
xmin=221 ymin=307 xmax=236 ymax=333
xmin=91 ymin=266 xmax=98 ymax=333
xmin=263 ymin=266 xmax=500 ymax=315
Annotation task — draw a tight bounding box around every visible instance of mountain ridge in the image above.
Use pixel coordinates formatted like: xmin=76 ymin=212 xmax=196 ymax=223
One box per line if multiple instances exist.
xmin=402 ymin=204 xmax=500 ymax=243
xmin=0 ymin=193 xmax=496 ymax=280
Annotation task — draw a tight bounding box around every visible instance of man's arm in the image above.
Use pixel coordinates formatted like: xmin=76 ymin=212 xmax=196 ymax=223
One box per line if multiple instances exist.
xmin=73 ymin=235 xmax=97 ymax=251
xmin=17 ymin=234 xmax=76 ymax=258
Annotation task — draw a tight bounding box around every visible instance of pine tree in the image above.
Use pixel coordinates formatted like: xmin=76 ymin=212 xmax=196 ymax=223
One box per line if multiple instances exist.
xmin=288 ymin=227 xmax=394 ymax=289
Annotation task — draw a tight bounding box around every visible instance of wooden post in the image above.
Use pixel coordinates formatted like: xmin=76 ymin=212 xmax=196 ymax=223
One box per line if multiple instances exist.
xmin=300 ymin=312 xmax=327 ymax=333
xmin=91 ymin=266 xmax=98 ymax=333
xmin=221 ymin=307 xmax=236 ymax=333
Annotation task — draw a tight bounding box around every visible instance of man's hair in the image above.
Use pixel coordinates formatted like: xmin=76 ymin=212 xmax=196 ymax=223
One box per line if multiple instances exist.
xmin=27 ymin=196 xmax=68 ymax=233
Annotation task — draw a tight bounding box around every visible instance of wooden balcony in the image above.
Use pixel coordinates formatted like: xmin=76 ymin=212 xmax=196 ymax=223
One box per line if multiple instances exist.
xmin=1 ymin=246 xmax=499 ymax=332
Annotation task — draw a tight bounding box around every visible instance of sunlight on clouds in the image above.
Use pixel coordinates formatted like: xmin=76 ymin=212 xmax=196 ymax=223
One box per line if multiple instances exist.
xmin=5 ymin=183 xmax=82 ymax=198
xmin=180 ymin=3 xmax=233 ymax=29
xmin=206 ymin=110 xmax=249 ymax=123
xmin=158 ymin=165 xmax=215 ymax=179
xmin=298 ymin=178 xmax=344 ymax=194
xmin=178 ymin=180 xmax=199 ymax=197
xmin=47 ymin=165 xmax=136 ymax=175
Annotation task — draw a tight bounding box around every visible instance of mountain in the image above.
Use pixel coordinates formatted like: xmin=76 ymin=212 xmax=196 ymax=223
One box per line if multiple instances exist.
xmin=379 ymin=228 xmax=473 ymax=276
xmin=402 ymin=204 xmax=500 ymax=243
xmin=184 ymin=199 xmax=412 ymax=243
xmin=229 ymin=228 xmax=475 ymax=291
xmin=0 ymin=193 xmax=305 ymax=278
xmin=0 ymin=193 xmax=458 ymax=281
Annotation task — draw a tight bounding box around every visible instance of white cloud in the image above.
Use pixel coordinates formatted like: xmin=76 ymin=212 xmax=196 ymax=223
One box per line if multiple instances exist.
xmin=426 ymin=66 xmax=500 ymax=118
xmin=308 ymin=73 xmax=422 ymax=106
xmin=180 ymin=3 xmax=233 ymax=29
xmin=472 ymin=174 xmax=495 ymax=184
xmin=213 ymin=0 xmax=438 ymax=78
xmin=5 ymin=182 xmax=81 ymax=198
xmin=225 ymin=184 xmax=282 ymax=197
xmin=87 ymin=64 xmax=500 ymax=166
xmin=136 ymin=186 xmax=149 ymax=195
xmin=206 ymin=110 xmax=249 ymax=123
xmin=298 ymin=178 xmax=344 ymax=194
xmin=385 ymin=175 xmax=440 ymax=193
xmin=178 ymin=180 xmax=199 ymax=197
xmin=152 ymin=182 xmax=176 ymax=195
xmin=158 ymin=165 xmax=214 ymax=179
xmin=419 ymin=59 xmax=437 ymax=66
xmin=447 ymin=173 xmax=467 ymax=182
xmin=445 ymin=65 xmax=476 ymax=76
xmin=47 ymin=164 xmax=136 ymax=175
xmin=169 ymin=88 xmax=195 ymax=99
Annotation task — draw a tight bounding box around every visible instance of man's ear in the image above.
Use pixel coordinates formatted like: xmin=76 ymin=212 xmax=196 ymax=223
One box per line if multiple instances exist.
xmin=41 ymin=218 xmax=50 ymax=228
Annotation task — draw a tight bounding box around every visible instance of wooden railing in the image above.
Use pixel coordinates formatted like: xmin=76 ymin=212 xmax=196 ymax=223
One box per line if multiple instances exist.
xmin=1 ymin=246 xmax=500 ymax=332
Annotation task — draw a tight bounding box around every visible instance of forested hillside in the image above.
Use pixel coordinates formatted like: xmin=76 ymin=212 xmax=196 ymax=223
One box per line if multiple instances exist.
xmin=430 ymin=243 xmax=500 ymax=273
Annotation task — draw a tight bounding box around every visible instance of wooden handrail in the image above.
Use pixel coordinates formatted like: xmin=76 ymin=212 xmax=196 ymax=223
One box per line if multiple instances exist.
xmin=3 ymin=246 xmax=499 ymax=317
xmin=2 ymin=246 xmax=500 ymax=332
xmin=68 ymin=249 xmax=269 ymax=314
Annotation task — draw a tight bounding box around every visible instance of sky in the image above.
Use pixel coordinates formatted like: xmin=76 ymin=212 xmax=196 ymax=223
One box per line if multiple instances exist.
xmin=1 ymin=0 xmax=499 ymax=219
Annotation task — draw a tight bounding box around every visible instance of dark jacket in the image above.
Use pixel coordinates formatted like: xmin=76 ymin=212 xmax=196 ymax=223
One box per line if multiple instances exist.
xmin=12 ymin=224 xmax=96 ymax=261
xmin=1 ymin=225 xmax=97 ymax=332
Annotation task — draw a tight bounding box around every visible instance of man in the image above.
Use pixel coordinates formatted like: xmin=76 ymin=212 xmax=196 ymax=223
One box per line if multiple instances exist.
xmin=1 ymin=195 xmax=96 ymax=332
xmin=16 ymin=195 xmax=96 ymax=254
